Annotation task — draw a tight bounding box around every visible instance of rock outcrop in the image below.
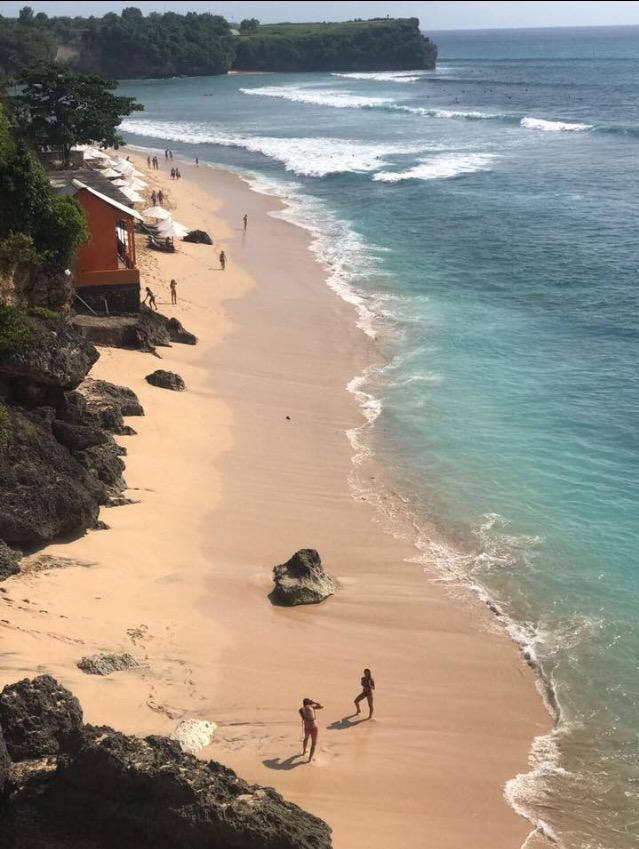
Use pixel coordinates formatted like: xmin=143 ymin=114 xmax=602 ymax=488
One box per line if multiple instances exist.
xmin=0 ymin=407 xmax=103 ymax=545
xmin=0 ymin=726 xmax=9 ymax=799
xmin=0 ymin=676 xmax=83 ymax=761
xmin=270 ymin=549 xmax=337 ymax=606
xmin=0 ymin=542 xmax=21 ymax=582
xmin=65 ymin=378 xmax=144 ymax=434
xmin=135 ymin=309 xmax=197 ymax=351
xmin=183 ymin=229 xmax=213 ymax=245
xmin=145 ymin=370 xmax=186 ymax=391
xmin=0 ymin=676 xmax=332 ymax=849
xmin=77 ymin=653 xmax=139 ymax=676
xmin=0 ymin=319 xmax=99 ymax=392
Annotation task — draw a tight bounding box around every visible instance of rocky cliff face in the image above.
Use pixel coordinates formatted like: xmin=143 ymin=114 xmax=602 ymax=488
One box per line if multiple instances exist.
xmin=0 ymin=676 xmax=332 ymax=849
xmin=0 ymin=315 xmax=143 ymax=561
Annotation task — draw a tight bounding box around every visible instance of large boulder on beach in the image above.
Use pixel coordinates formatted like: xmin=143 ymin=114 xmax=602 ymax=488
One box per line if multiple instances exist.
xmin=53 ymin=725 xmax=332 ymax=849
xmin=0 ymin=407 xmax=103 ymax=545
xmin=270 ymin=549 xmax=336 ymax=606
xmin=145 ymin=369 xmax=185 ymax=391
xmin=183 ymin=229 xmax=213 ymax=245
xmin=0 ymin=318 xmax=99 ymax=392
xmin=0 ymin=676 xmax=83 ymax=761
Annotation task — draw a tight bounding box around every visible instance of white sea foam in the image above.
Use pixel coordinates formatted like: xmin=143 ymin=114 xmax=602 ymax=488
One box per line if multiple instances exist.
xmin=374 ymin=152 xmax=496 ymax=183
xmin=400 ymin=106 xmax=506 ymax=120
xmin=331 ymin=70 xmax=429 ymax=83
xmin=521 ymin=116 xmax=593 ymax=132
xmin=120 ymin=119 xmax=427 ymax=177
xmin=240 ymin=85 xmax=394 ymax=109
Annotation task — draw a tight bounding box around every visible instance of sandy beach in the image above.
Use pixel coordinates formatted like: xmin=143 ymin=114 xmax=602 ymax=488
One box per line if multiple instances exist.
xmin=0 ymin=152 xmax=549 ymax=848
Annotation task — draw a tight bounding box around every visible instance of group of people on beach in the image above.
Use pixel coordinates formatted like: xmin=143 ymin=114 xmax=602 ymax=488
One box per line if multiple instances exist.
xmin=170 ymin=167 xmax=181 ymax=180
xmin=147 ymin=155 xmax=160 ymax=170
xmin=165 ymin=149 xmax=174 ymax=160
xmin=299 ymin=668 xmax=375 ymax=763
xmin=150 ymin=190 xmax=164 ymax=206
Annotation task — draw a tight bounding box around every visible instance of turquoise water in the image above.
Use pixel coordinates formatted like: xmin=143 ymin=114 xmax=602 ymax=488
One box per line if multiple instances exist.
xmin=119 ymin=27 xmax=639 ymax=848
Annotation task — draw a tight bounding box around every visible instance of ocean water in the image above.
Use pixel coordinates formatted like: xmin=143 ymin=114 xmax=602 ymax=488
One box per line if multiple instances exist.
xmin=119 ymin=27 xmax=639 ymax=849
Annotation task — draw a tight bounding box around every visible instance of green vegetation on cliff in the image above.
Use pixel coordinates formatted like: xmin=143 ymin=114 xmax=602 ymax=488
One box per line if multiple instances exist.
xmin=234 ymin=18 xmax=437 ymax=72
xmin=0 ymin=8 xmax=436 ymax=79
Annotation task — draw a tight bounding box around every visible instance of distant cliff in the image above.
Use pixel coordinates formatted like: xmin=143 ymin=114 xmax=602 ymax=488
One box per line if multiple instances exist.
xmin=233 ymin=19 xmax=437 ymax=72
xmin=0 ymin=9 xmax=436 ymax=79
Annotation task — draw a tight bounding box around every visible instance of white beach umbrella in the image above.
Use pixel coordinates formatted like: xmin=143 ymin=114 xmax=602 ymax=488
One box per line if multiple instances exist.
xmin=155 ymin=219 xmax=188 ymax=239
xmin=142 ymin=206 xmax=172 ymax=220
xmin=129 ymin=179 xmax=147 ymax=190
xmin=119 ymin=187 xmax=145 ymax=203
xmin=111 ymin=178 xmax=129 ymax=187
xmin=83 ymin=147 xmax=103 ymax=159
xmin=99 ymin=167 xmax=121 ymax=179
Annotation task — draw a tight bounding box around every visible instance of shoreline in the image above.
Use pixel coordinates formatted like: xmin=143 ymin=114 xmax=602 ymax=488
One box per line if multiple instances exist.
xmin=0 ymin=150 xmax=550 ymax=848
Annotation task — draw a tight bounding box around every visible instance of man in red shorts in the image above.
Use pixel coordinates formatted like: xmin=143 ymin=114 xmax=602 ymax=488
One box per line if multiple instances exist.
xmin=299 ymin=697 xmax=323 ymax=763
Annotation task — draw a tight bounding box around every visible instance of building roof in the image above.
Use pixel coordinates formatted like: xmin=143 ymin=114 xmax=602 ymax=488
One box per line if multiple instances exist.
xmin=48 ymin=168 xmax=133 ymax=208
xmin=72 ymin=181 xmax=144 ymax=221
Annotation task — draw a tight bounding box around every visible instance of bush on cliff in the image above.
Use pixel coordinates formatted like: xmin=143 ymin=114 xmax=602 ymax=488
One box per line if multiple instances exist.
xmin=0 ymin=303 xmax=36 ymax=353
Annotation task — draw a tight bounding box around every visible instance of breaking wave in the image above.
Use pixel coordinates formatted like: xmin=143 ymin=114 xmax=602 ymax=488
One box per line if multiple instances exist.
xmin=239 ymin=85 xmax=393 ymax=109
xmin=521 ymin=116 xmax=593 ymax=132
xmin=373 ymin=152 xmax=497 ymax=182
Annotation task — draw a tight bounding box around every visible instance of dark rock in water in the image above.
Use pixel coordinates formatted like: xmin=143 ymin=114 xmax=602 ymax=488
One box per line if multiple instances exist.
xmin=52 ymin=420 xmax=108 ymax=452
xmin=167 ymin=317 xmax=197 ymax=346
xmin=0 ymin=408 xmax=103 ymax=545
xmin=271 ymin=549 xmax=337 ymax=606
xmin=77 ymin=653 xmax=139 ymax=676
xmin=0 ymin=676 xmax=82 ymax=761
xmin=54 ymin=725 xmax=332 ymax=849
xmin=0 ymin=320 xmax=99 ymax=391
xmin=145 ymin=370 xmax=185 ymax=392
xmin=183 ymin=229 xmax=213 ymax=245
xmin=62 ymin=378 xmax=144 ymax=435
xmin=0 ymin=542 xmax=21 ymax=582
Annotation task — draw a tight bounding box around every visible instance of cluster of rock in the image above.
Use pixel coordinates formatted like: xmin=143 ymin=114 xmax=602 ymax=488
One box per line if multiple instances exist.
xmin=134 ymin=307 xmax=197 ymax=352
xmin=0 ymin=316 xmax=144 ymax=572
xmin=270 ymin=549 xmax=337 ymax=606
xmin=0 ymin=675 xmax=332 ymax=849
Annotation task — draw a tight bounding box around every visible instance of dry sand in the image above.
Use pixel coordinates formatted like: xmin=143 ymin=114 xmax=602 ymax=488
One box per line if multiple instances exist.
xmin=0 ymin=152 xmax=550 ymax=849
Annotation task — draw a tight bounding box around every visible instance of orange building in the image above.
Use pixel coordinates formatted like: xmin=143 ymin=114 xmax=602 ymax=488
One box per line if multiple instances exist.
xmin=50 ymin=173 xmax=143 ymax=314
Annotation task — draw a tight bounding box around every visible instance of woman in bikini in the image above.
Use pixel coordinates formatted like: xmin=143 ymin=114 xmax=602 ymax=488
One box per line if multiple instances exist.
xmin=299 ymin=698 xmax=323 ymax=762
xmin=354 ymin=668 xmax=375 ymax=718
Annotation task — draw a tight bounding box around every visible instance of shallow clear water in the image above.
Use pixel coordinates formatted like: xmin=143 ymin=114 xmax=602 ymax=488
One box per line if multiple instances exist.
xmin=119 ymin=27 xmax=639 ymax=848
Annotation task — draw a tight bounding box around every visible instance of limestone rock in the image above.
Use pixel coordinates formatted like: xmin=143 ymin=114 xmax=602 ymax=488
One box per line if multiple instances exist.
xmin=0 ymin=675 xmax=83 ymax=761
xmin=0 ymin=408 xmax=103 ymax=545
xmin=77 ymin=653 xmax=139 ymax=676
xmin=145 ymin=370 xmax=185 ymax=392
xmin=167 ymin=316 xmax=197 ymax=346
xmin=271 ymin=549 xmax=337 ymax=606
xmin=54 ymin=725 xmax=332 ymax=849
xmin=170 ymin=718 xmax=217 ymax=754
xmin=0 ymin=541 xmax=21 ymax=582
xmin=51 ymin=419 xmax=108 ymax=452
xmin=73 ymin=378 xmax=144 ymax=432
xmin=0 ymin=319 xmax=98 ymax=391
xmin=0 ymin=725 xmax=10 ymax=799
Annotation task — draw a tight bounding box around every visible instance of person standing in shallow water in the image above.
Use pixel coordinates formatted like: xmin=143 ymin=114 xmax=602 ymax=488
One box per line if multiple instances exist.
xmin=299 ymin=698 xmax=323 ymax=762
xmin=219 ymin=250 xmax=226 ymax=271
xmin=354 ymin=668 xmax=375 ymax=718
xmin=243 ymin=213 xmax=248 ymax=231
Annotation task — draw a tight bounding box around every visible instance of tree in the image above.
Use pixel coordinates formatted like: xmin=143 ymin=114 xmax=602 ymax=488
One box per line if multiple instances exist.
xmin=14 ymin=66 xmax=143 ymax=166
xmin=239 ymin=18 xmax=259 ymax=33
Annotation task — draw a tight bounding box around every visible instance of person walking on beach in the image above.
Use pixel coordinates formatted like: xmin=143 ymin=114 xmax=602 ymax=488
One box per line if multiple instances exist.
xmin=354 ymin=668 xmax=375 ymax=718
xmin=299 ymin=698 xmax=323 ymax=763
xmin=169 ymin=150 xmax=174 ymax=160
xmin=170 ymin=167 xmax=175 ymax=180
xmin=147 ymin=155 xmax=151 ymax=168
xmin=142 ymin=287 xmax=157 ymax=311
xmin=195 ymin=157 xmax=199 ymax=167
xmin=219 ymin=250 xmax=226 ymax=271
xmin=176 ymin=168 xmax=181 ymax=180
xmin=165 ymin=149 xmax=169 ymax=160
xmin=151 ymin=190 xmax=157 ymax=206
xmin=169 ymin=278 xmax=177 ymax=305
xmin=243 ymin=213 xmax=248 ymax=231
xmin=158 ymin=189 xmax=164 ymax=205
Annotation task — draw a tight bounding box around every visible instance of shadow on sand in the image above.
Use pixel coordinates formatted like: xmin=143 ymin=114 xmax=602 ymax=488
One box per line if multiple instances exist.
xmin=327 ymin=714 xmax=369 ymax=731
xmin=262 ymin=754 xmax=307 ymax=770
